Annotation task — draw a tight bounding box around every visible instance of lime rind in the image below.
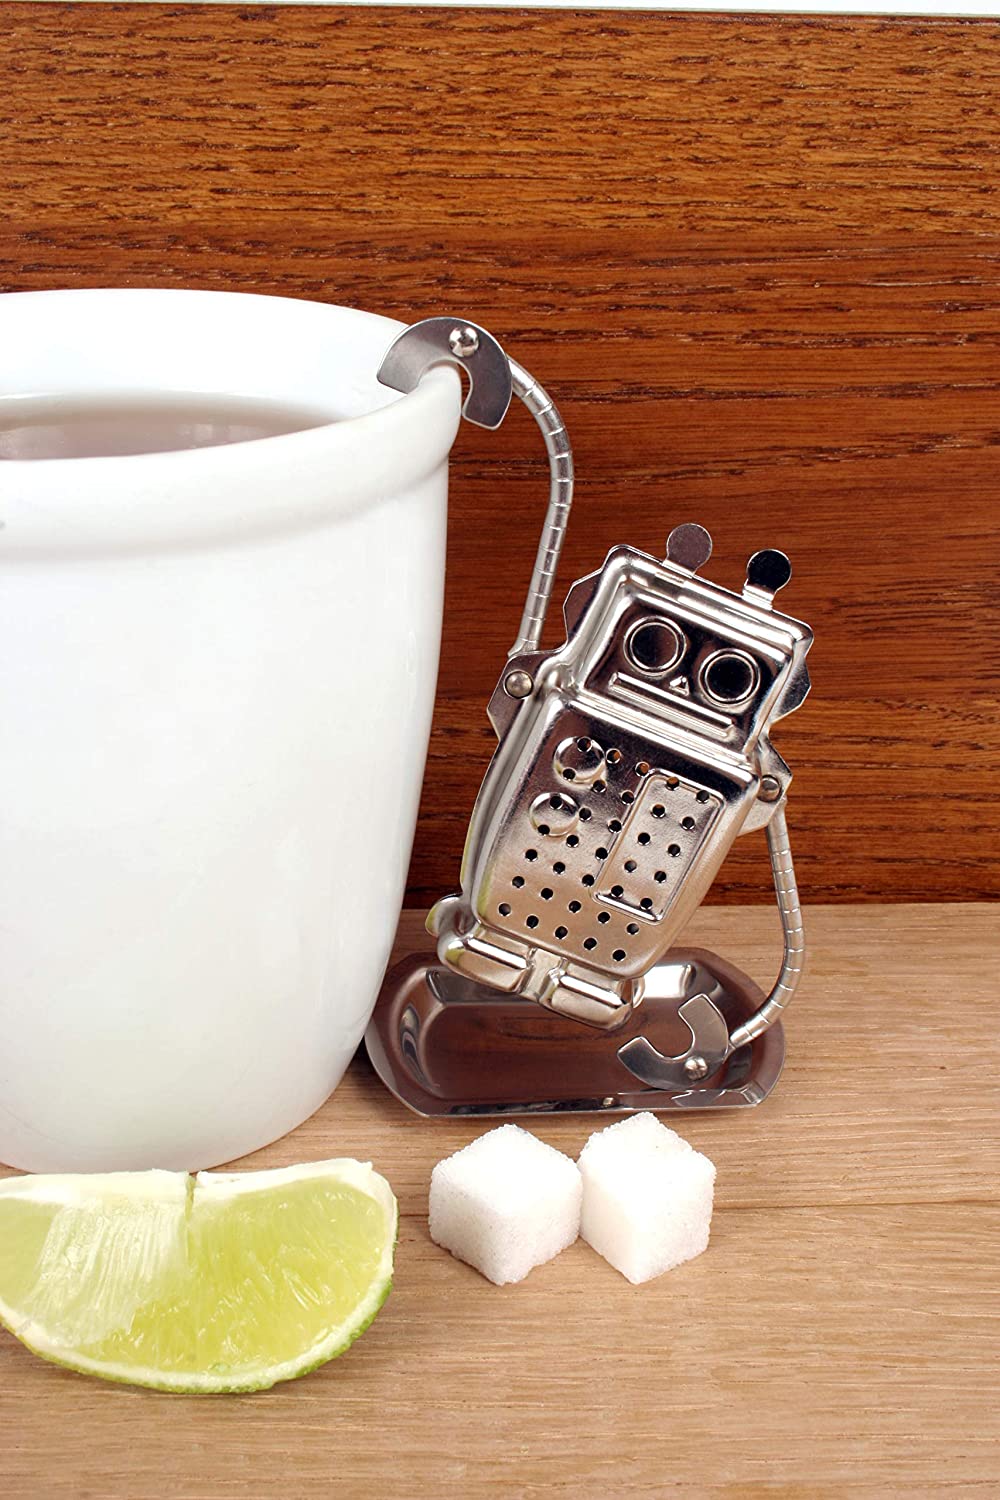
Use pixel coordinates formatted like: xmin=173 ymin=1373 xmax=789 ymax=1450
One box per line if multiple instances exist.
xmin=3 ymin=1272 xmax=394 ymax=1395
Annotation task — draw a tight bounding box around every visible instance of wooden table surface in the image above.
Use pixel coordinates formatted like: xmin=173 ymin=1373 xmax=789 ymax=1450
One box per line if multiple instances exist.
xmin=2 ymin=903 xmax=997 ymax=1498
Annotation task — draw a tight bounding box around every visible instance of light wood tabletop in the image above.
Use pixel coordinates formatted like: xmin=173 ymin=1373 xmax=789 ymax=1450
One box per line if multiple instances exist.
xmin=2 ymin=902 xmax=996 ymax=1498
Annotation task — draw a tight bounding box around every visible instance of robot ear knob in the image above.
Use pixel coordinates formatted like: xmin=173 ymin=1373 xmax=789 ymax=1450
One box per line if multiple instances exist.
xmin=745 ymin=549 xmax=792 ymax=599
xmin=665 ymin=523 xmax=713 ymax=572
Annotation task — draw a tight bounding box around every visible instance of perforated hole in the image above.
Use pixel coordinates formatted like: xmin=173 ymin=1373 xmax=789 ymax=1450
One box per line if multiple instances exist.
xmin=610 ymin=884 xmax=624 ymax=898
xmin=668 ymin=843 xmax=682 ymax=857
xmin=568 ymin=899 xmax=582 ymax=913
xmin=498 ymin=903 xmax=511 ymax=917
xmin=652 ymin=804 xmax=666 ymax=818
xmin=640 ymin=897 xmax=653 ymax=911
xmin=583 ymin=937 xmax=598 ymax=951
xmin=567 ymin=834 xmax=580 ymax=848
xmin=598 ymin=912 xmax=611 ymax=925
xmin=612 ymin=949 xmax=626 ymax=963
xmin=525 ymin=849 xmax=538 ymax=861
xmin=626 ymin=922 xmax=640 ymax=935
xmin=637 ymin=831 xmax=651 ymax=846
xmin=553 ymin=861 xmax=566 ymax=875
xmin=563 ymin=768 xmax=576 ymax=781
xmin=681 ymin=816 xmax=696 ymax=830
xmin=608 ymin=818 xmax=623 ymax=833
xmin=595 ymin=847 xmax=609 ymax=860
xmin=607 ymin=748 xmax=622 ymax=765
xmin=526 ymin=914 xmax=539 ymax=929
xmin=654 ymin=870 xmax=667 ymax=883
xmin=512 ymin=875 xmax=525 ymax=889
xmin=594 ymin=780 xmax=606 ymax=794
xmin=555 ymin=925 xmax=568 ymax=940
xmin=541 ymin=887 xmax=553 ymax=901
xmin=635 ymin=760 xmax=650 ymax=776
xmin=550 ymin=794 xmax=564 ymax=809
xmin=536 ymin=824 xmax=550 ymax=836
xmin=696 ymin=790 xmax=711 ymax=803
xmin=621 ymin=790 xmax=635 ymax=805
xmin=576 ymin=736 xmax=592 ymax=752
xmin=666 ymin=776 xmax=679 ymax=789
xmin=582 ymin=874 xmax=595 ymax=887
xmin=579 ymin=808 xmax=592 ymax=822
xmin=624 ymin=859 xmax=637 ymax=873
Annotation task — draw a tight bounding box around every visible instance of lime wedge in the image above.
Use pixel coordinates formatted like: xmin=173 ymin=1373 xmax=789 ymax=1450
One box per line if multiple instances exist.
xmin=0 ymin=1158 xmax=396 ymax=1393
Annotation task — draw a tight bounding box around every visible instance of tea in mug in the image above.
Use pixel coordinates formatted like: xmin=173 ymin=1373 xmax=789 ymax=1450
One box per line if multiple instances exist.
xmin=0 ymin=391 xmax=334 ymax=460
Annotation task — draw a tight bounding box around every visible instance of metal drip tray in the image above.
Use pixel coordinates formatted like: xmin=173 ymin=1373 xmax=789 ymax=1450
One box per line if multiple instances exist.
xmin=365 ymin=946 xmax=784 ymax=1117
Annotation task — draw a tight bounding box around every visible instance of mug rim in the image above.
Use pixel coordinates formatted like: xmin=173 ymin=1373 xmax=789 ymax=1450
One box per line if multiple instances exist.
xmin=0 ymin=289 xmax=462 ymax=557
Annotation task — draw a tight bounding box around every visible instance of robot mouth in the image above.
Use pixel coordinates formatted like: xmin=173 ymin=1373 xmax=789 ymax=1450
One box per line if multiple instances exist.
xmin=611 ymin=671 xmax=733 ymax=734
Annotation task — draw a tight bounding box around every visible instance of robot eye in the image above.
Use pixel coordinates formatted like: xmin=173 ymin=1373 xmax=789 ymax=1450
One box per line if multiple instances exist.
xmin=700 ymin=649 xmax=760 ymax=706
xmin=624 ymin=618 xmax=685 ymax=675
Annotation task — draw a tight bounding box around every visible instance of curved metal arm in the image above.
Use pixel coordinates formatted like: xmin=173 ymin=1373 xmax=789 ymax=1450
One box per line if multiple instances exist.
xmin=617 ymin=803 xmax=805 ymax=1089
xmin=507 ymin=359 xmax=573 ymax=656
xmin=377 ymin=318 xmax=573 ymax=657
xmin=728 ymin=804 xmax=805 ymax=1049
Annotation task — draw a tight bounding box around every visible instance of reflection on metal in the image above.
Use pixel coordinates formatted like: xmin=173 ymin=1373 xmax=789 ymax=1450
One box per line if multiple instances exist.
xmin=366 ymin=947 xmax=785 ymax=1117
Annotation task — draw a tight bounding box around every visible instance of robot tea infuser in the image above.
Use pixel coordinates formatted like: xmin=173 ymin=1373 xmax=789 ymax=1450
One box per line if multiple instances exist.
xmin=365 ymin=318 xmax=813 ymax=1117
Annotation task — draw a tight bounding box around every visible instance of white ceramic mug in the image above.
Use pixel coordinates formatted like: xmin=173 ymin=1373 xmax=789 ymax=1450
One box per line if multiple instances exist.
xmin=0 ymin=289 xmax=461 ymax=1172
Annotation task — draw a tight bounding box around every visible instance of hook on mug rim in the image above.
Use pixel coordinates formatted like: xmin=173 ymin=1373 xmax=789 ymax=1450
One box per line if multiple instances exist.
xmin=377 ymin=317 xmax=513 ymax=430
xmin=377 ymin=315 xmax=575 ymax=658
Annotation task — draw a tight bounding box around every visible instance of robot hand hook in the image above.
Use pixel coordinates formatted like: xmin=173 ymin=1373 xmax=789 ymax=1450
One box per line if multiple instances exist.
xmin=378 ymin=317 xmax=574 ymax=658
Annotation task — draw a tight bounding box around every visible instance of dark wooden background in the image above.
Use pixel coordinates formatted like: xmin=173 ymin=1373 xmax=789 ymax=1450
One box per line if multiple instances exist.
xmin=2 ymin=5 xmax=997 ymax=905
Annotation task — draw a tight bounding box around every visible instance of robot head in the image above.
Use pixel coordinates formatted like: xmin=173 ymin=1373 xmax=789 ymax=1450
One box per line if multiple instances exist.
xmin=563 ymin=525 xmax=812 ymax=755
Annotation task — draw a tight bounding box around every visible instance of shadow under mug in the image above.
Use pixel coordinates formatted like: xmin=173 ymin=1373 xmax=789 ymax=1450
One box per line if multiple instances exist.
xmin=0 ymin=288 xmax=462 ymax=1173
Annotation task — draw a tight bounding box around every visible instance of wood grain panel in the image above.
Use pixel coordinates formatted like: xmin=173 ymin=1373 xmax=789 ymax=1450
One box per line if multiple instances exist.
xmin=1 ymin=905 xmax=998 ymax=1498
xmin=1 ymin=7 xmax=998 ymax=904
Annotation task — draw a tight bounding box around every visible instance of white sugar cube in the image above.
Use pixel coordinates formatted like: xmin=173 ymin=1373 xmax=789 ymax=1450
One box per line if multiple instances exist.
xmin=429 ymin=1125 xmax=582 ymax=1285
xmin=579 ymin=1112 xmax=716 ymax=1284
